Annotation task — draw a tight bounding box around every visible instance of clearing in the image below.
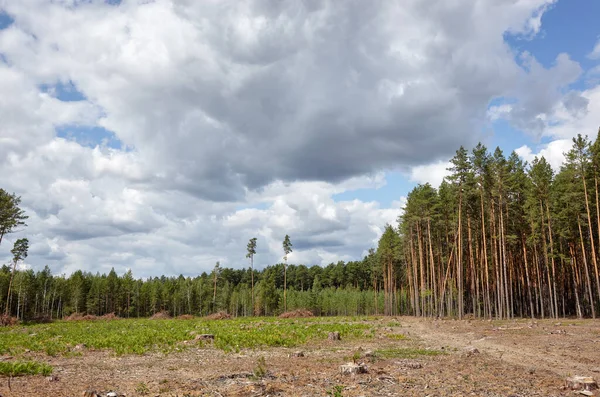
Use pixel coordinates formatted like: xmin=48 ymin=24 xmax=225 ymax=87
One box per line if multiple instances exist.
xmin=0 ymin=316 xmax=598 ymax=396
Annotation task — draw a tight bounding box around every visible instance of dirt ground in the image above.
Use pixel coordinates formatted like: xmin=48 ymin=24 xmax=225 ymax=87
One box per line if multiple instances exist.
xmin=2 ymin=317 xmax=599 ymax=397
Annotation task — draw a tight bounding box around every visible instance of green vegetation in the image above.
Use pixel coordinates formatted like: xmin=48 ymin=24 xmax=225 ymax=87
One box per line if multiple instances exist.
xmin=0 ymin=317 xmax=373 ymax=356
xmin=252 ymin=356 xmax=267 ymax=379
xmin=0 ymin=360 xmax=52 ymax=377
xmin=326 ymin=385 xmax=345 ymax=397
xmin=374 ymin=347 xmax=445 ymax=359
xmin=386 ymin=333 xmax=407 ymax=340
xmin=135 ymin=382 xmax=150 ymax=395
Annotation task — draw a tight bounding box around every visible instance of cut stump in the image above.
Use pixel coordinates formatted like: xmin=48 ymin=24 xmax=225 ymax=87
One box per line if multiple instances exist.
xmin=328 ymin=331 xmax=341 ymax=341
xmin=340 ymin=362 xmax=368 ymax=375
xmin=195 ymin=334 xmax=215 ymax=341
xmin=566 ymin=376 xmax=598 ymax=391
xmin=464 ymin=346 xmax=480 ymax=356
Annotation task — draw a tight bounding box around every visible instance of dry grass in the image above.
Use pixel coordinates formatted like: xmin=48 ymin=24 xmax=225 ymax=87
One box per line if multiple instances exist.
xmin=279 ymin=309 xmax=314 ymax=318
xmin=65 ymin=312 xmax=120 ymax=321
xmin=0 ymin=315 xmax=18 ymax=327
xmin=149 ymin=311 xmax=172 ymax=320
xmin=204 ymin=311 xmax=231 ymax=320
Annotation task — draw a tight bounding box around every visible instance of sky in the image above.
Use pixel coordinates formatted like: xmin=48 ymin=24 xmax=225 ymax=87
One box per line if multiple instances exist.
xmin=0 ymin=0 xmax=599 ymax=278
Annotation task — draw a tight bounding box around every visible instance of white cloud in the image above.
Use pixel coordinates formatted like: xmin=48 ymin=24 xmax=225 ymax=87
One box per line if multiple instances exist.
xmin=515 ymin=139 xmax=571 ymax=171
xmin=0 ymin=0 xmax=593 ymax=277
xmin=589 ymin=38 xmax=600 ymax=60
xmin=543 ymin=85 xmax=600 ymax=140
xmin=409 ymin=161 xmax=452 ymax=188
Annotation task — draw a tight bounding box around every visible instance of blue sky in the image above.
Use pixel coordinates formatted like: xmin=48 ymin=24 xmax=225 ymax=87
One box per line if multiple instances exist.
xmin=0 ymin=0 xmax=599 ymax=276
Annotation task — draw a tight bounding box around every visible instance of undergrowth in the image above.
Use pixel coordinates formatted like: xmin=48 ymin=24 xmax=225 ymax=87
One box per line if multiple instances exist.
xmin=0 ymin=317 xmax=372 ymax=356
xmin=0 ymin=361 xmax=53 ymax=377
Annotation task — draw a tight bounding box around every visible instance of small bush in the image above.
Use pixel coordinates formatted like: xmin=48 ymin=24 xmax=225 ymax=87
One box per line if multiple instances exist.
xmin=135 ymin=382 xmax=150 ymax=395
xmin=253 ymin=356 xmax=267 ymax=379
xmin=0 ymin=361 xmax=53 ymax=377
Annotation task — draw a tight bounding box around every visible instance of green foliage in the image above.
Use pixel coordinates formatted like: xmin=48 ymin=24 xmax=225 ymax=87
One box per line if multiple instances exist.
xmin=253 ymin=356 xmax=267 ymax=378
xmin=282 ymin=234 xmax=293 ymax=261
xmin=0 ymin=317 xmax=372 ymax=356
xmin=326 ymin=385 xmax=345 ymax=397
xmin=0 ymin=189 xmax=28 ymax=246
xmin=374 ymin=347 xmax=444 ymax=359
xmin=135 ymin=382 xmax=150 ymax=395
xmin=246 ymin=237 xmax=257 ymax=259
xmin=0 ymin=360 xmax=52 ymax=377
xmin=10 ymin=238 xmax=28 ymax=263
xmin=385 ymin=333 xmax=407 ymax=340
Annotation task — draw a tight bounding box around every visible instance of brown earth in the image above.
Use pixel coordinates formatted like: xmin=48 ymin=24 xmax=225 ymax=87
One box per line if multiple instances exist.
xmin=2 ymin=317 xmax=600 ymax=396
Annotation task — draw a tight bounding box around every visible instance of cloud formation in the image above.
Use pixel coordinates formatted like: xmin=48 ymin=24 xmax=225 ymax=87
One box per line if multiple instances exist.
xmin=0 ymin=0 xmax=594 ymax=276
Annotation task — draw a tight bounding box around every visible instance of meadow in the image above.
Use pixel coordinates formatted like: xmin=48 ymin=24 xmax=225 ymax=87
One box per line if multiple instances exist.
xmin=0 ymin=316 xmax=377 ymax=357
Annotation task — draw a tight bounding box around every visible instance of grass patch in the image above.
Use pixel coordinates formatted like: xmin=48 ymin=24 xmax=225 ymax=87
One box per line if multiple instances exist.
xmin=386 ymin=333 xmax=407 ymax=340
xmin=0 ymin=361 xmax=53 ymax=377
xmin=0 ymin=317 xmax=372 ymax=356
xmin=375 ymin=348 xmax=445 ymax=359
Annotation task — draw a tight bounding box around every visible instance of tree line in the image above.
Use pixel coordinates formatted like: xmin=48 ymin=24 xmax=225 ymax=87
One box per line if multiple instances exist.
xmin=399 ymin=129 xmax=600 ymax=319
xmin=2 ymin=129 xmax=600 ymax=320
xmin=0 ymin=258 xmax=395 ymax=320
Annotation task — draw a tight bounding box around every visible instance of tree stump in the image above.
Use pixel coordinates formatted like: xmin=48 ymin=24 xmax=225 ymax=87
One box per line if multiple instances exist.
xmin=289 ymin=351 xmax=304 ymax=358
xmin=328 ymin=331 xmax=341 ymax=341
xmin=566 ymin=376 xmax=598 ymax=391
xmin=464 ymin=346 xmax=479 ymax=356
xmin=340 ymin=362 xmax=367 ymax=375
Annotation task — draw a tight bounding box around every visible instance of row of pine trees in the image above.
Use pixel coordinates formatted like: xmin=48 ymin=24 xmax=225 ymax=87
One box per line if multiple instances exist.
xmin=0 ymin=258 xmax=401 ymax=320
xmin=399 ymin=130 xmax=600 ymax=319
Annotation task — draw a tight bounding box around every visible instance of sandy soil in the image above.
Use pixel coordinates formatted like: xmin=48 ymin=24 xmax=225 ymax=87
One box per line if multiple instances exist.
xmin=2 ymin=317 xmax=599 ymax=396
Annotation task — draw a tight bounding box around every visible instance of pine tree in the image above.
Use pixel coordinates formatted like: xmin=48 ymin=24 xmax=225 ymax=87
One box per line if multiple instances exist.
xmin=282 ymin=235 xmax=293 ymax=312
xmin=246 ymin=237 xmax=257 ymax=314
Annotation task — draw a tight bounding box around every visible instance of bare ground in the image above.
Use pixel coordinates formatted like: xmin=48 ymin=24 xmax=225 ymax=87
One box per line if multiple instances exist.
xmin=2 ymin=317 xmax=600 ymax=396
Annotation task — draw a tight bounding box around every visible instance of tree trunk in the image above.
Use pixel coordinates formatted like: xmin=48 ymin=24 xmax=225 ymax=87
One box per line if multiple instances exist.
xmin=457 ymin=189 xmax=463 ymax=319
xmin=582 ymin=171 xmax=600 ymax=315
xmin=578 ymin=216 xmax=596 ymax=318
xmin=251 ymin=256 xmax=255 ymax=315
xmin=417 ymin=222 xmax=425 ymax=316
xmin=427 ymin=219 xmax=438 ymax=317
xmin=480 ymin=189 xmax=492 ymax=318
xmin=4 ymin=260 xmax=17 ymax=317
xmin=545 ymin=203 xmax=559 ymax=318
xmin=522 ymin=235 xmax=535 ymax=318
xmin=570 ymin=243 xmax=583 ymax=318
